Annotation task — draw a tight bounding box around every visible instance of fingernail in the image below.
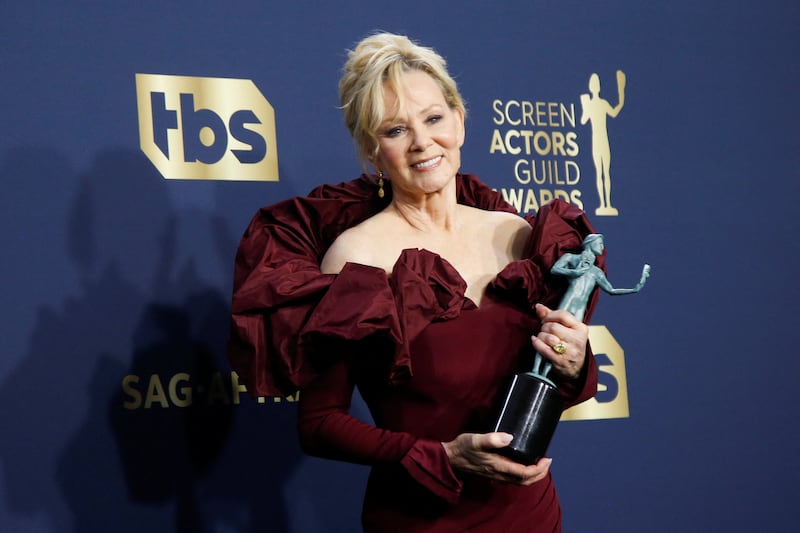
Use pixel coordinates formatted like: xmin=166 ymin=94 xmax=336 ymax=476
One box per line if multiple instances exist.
xmin=499 ymin=433 xmax=513 ymax=445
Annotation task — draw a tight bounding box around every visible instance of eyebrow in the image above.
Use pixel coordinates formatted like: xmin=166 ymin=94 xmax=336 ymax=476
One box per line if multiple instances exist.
xmin=379 ymin=103 xmax=444 ymax=127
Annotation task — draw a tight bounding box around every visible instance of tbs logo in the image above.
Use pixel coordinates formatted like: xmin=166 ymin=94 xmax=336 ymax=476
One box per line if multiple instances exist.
xmin=136 ymin=74 xmax=279 ymax=181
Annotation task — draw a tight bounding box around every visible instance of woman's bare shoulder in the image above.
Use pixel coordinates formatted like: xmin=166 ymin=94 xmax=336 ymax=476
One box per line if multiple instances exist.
xmin=320 ymin=226 xmax=366 ymax=274
xmin=462 ymin=205 xmax=529 ymax=232
xmin=320 ymin=214 xmax=389 ymax=274
xmin=461 ymin=205 xmax=531 ymax=257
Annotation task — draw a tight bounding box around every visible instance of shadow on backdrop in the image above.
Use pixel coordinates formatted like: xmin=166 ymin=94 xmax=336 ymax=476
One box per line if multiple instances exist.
xmin=0 ymin=147 xmax=302 ymax=532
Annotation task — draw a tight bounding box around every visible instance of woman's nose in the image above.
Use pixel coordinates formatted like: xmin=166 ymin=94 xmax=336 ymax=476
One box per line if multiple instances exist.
xmin=409 ymin=126 xmax=433 ymax=151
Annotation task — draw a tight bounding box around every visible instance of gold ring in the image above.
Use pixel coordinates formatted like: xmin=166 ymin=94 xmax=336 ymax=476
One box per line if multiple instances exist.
xmin=552 ymin=342 xmax=567 ymax=355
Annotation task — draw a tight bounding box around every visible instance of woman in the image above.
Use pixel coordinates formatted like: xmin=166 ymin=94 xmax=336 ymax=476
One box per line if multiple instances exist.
xmin=229 ymin=32 xmax=601 ymax=532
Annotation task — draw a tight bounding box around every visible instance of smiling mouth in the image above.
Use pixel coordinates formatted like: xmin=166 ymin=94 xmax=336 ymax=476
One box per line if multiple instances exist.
xmin=411 ymin=156 xmax=442 ymax=169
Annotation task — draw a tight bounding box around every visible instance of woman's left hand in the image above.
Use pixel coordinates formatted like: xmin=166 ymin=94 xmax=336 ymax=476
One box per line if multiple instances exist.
xmin=442 ymin=432 xmax=552 ymax=486
xmin=532 ymin=303 xmax=588 ymax=379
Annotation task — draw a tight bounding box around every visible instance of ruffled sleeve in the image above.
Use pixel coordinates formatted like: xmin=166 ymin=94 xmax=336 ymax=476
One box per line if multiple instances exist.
xmin=228 ymin=173 xmax=514 ymax=397
xmin=228 ymin=175 xmax=387 ymax=396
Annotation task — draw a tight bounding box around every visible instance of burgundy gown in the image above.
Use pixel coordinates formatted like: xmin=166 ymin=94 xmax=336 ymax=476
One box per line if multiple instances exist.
xmin=229 ymin=174 xmax=601 ymax=532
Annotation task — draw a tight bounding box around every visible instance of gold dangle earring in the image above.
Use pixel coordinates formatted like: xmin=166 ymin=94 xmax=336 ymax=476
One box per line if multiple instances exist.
xmin=377 ymin=170 xmax=385 ymax=198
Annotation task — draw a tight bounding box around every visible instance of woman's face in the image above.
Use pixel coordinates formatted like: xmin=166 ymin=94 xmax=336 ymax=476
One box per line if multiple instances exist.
xmin=371 ymin=69 xmax=465 ymax=200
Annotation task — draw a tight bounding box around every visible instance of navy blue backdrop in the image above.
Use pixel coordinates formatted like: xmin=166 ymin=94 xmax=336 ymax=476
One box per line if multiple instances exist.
xmin=2 ymin=1 xmax=799 ymax=532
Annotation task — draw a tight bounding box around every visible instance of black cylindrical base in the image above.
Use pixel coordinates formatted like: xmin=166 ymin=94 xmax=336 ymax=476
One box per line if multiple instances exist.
xmin=491 ymin=373 xmax=564 ymax=465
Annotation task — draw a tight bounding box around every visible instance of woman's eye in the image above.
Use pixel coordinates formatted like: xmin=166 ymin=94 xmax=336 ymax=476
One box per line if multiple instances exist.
xmin=428 ymin=115 xmax=442 ymax=124
xmin=384 ymin=126 xmax=404 ymax=138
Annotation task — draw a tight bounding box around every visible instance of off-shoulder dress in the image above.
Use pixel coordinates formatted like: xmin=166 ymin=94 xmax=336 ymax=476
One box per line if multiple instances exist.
xmin=229 ymin=174 xmax=601 ymax=532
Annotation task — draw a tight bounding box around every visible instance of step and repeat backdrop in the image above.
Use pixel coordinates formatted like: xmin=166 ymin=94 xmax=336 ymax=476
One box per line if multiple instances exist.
xmin=2 ymin=1 xmax=798 ymax=532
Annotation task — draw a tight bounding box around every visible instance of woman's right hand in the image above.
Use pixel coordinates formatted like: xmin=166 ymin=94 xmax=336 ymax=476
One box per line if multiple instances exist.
xmin=441 ymin=432 xmax=552 ymax=486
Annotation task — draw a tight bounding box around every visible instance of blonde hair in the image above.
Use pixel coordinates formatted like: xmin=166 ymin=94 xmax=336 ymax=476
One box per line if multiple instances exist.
xmin=339 ymin=32 xmax=466 ymax=167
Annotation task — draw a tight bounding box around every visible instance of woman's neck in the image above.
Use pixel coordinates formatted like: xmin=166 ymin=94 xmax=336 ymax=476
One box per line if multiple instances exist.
xmin=388 ymin=184 xmax=459 ymax=233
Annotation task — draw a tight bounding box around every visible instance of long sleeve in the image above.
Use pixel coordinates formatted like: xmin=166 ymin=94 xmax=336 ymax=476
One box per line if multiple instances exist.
xmin=297 ymin=355 xmax=464 ymax=504
xmin=297 ymin=355 xmax=417 ymax=464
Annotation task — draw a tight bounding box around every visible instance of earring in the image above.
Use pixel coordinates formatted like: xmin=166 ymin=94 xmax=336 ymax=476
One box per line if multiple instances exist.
xmin=377 ymin=170 xmax=385 ymax=198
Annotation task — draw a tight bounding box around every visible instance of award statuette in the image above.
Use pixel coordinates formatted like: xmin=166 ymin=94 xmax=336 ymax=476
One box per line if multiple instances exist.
xmin=492 ymin=233 xmax=650 ymax=464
